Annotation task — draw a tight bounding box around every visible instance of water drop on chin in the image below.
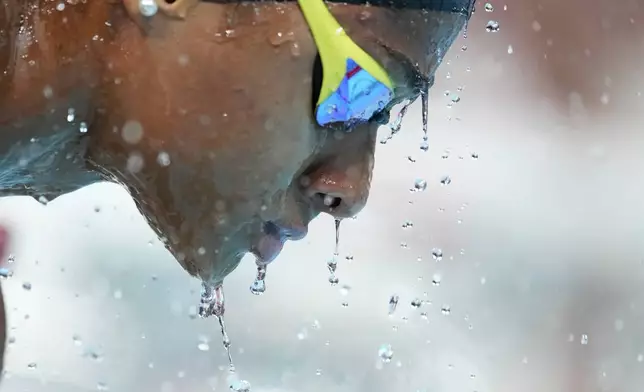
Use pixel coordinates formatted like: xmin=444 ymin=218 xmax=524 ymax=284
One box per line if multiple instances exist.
xmin=249 ymin=262 xmax=267 ymax=295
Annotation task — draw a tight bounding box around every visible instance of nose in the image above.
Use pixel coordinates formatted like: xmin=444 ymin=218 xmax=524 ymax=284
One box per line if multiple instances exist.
xmin=300 ymin=129 xmax=377 ymax=219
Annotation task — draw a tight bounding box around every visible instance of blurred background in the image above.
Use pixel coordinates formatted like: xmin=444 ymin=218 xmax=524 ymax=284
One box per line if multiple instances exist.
xmin=2 ymin=0 xmax=644 ymax=391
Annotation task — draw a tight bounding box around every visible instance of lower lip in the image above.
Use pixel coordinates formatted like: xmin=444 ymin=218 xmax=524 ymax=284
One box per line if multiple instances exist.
xmin=254 ymin=233 xmax=285 ymax=263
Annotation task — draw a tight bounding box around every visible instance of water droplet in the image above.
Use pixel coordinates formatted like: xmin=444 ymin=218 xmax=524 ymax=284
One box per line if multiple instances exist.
xmin=402 ymin=220 xmax=413 ymax=229
xmin=38 ymin=195 xmax=48 ymax=205
xmin=484 ymin=2 xmax=494 ymax=12
xmin=268 ymin=31 xmax=295 ymax=47
xmin=79 ymin=122 xmax=88 ymax=133
xmin=407 ymin=155 xmax=416 ymax=163
xmin=580 ymin=334 xmax=589 ymax=345
xmin=97 ymin=382 xmax=109 ymax=391
xmin=42 ymin=85 xmax=53 ymax=99
xmin=451 ymin=95 xmax=461 ymax=103
xmin=441 ymin=305 xmax=451 ymax=315
xmin=249 ymin=262 xmax=267 ymax=295
xmin=531 ymin=20 xmax=542 ymax=32
xmin=27 ymin=362 xmax=37 ymax=370
xmin=378 ymin=344 xmax=394 ymax=362
xmin=122 ymin=120 xmax=144 ymax=144
xmin=56 ymin=3 xmax=65 ymax=11
xmin=67 ymin=108 xmax=75 ymax=122
xmin=315 ymin=368 xmax=323 ymax=376
xmin=411 ymin=298 xmax=422 ymax=308
xmin=486 ymin=20 xmax=500 ymax=32
xmin=157 ymin=151 xmax=171 ymax=166
xmin=637 ymin=353 xmax=643 ymax=362
xmin=229 ymin=378 xmax=251 ymax=392
xmin=388 ymin=295 xmax=399 ymax=315
xmin=339 ymin=285 xmax=351 ymax=296
xmin=432 ymin=248 xmax=443 ymax=261
xmin=508 ymin=45 xmax=514 ymax=54
xmin=471 ymin=152 xmax=479 ymax=160
xmin=22 ymin=282 xmax=32 ymax=291
xmin=0 ymin=268 xmax=14 ymax=279
xmin=139 ymin=0 xmax=158 ymax=17
xmin=72 ymin=334 xmax=82 ymax=346
xmin=413 ymin=179 xmax=427 ymax=192
xmin=432 ymin=274 xmax=442 ymax=286
xmin=197 ymin=336 xmax=210 ymax=351
xmin=440 ymin=176 xmax=452 ymax=186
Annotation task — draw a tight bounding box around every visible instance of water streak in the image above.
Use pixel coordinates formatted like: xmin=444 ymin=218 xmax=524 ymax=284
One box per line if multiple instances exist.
xmin=420 ymin=85 xmax=430 ymax=152
xmin=327 ymin=219 xmax=341 ymax=285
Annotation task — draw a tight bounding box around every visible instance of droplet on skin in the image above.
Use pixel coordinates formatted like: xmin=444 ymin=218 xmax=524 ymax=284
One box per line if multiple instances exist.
xmin=121 ymin=120 xmax=144 ymax=144
xmin=139 ymin=0 xmax=158 ymax=17
xmin=532 ymin=20 xmax=542 ymax=32
xmin=42 ymin=85 xmax=53 ymax=99
xmin=485 ymin=2 xmax=494 ymax=12
xmin=56 ymin=3 xmax=65 ymax=11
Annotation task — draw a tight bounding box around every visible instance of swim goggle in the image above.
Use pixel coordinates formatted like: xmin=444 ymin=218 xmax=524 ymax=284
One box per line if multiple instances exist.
xmin=137 ymin=0 xmax=474 ymax=127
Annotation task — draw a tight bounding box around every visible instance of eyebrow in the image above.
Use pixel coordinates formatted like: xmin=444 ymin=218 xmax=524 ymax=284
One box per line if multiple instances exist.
xmin=201 ymin=0 xmax=475 ymax=16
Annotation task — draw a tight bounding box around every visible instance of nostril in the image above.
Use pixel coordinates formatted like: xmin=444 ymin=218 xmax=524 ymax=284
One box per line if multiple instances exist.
xmin=314 ymin=193 xmax=342 ymax=209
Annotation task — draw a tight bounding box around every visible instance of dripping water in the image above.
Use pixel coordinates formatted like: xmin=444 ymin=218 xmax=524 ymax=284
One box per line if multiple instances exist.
xmin=380 ymin=99 xmax=412 ymax=144
xmin=420 ymin=85 xmax=430 ymax=152
xmin=327 ymin=219 xmax=341 ymax=285
xmin=199 ymin=283 xmax=251 ymax=390
xmin=250 ymin=259 xmax=267 ymax=295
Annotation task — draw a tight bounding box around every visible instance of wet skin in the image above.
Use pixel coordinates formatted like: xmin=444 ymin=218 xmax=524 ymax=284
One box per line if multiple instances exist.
xmin=0 ymin=2 xmax=466 ymax=286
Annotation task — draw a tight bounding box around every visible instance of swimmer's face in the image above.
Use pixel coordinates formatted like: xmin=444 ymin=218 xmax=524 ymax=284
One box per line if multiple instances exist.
xmin=91 ymin=3 xmax=467 ymax=284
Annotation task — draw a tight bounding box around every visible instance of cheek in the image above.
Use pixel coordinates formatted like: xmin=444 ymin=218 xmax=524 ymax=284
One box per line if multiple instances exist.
xmin=208 ymin=114 xmax=320 ymax=199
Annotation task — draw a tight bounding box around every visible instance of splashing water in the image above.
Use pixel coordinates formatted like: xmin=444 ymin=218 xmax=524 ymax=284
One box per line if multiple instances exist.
xmin=327 ymin=219 xmax=341 ymax=285
xmin=199 ymin=283 xmax=251 ymax=390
